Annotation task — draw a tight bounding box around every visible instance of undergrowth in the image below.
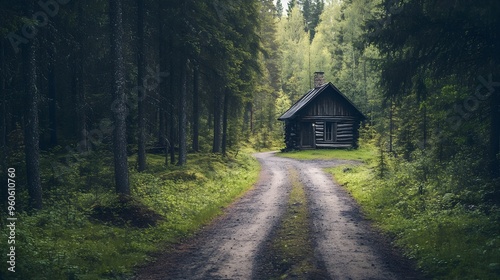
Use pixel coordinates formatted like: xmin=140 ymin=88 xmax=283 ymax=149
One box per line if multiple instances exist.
xmin=327 ymin=145 xmax=500 ymax=280
xmin=0 ymin=151 xmax=259 ymax=280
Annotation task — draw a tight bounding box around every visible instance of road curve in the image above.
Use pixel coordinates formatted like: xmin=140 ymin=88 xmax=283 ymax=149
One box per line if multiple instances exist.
xmin=135 ymin=152 xmax=423 ymax=280
xmin=136 ymin=152 xmax=293 ymax=279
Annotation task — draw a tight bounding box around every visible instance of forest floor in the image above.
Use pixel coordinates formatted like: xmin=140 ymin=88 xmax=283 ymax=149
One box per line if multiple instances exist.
xmin=134 ymin=152 xmax=426 ymax=279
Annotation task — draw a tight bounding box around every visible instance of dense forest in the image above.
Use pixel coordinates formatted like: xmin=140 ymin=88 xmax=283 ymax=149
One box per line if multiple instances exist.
xmin=0 ymin=0 xmax=499 ymax=279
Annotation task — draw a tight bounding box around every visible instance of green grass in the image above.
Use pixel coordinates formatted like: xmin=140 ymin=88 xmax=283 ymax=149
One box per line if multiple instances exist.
xmin=277 ymin=147 xmax=375 ymax=162
xmin=0 ymin=151 xmax=260 ymax=280
xmin=132 ymin=153 xmax=260 ymax=235
xmin=328 ymin=160 xmax=500 ymax=280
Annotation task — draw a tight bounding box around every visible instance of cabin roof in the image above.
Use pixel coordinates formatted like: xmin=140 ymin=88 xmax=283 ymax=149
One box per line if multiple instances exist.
xmin=278 ymin=82 xmax=366 ymax=121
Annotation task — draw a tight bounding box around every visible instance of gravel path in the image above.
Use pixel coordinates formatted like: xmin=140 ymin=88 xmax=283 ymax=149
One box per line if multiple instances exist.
xmin=135 ymin=152 xmax=424 ymax=280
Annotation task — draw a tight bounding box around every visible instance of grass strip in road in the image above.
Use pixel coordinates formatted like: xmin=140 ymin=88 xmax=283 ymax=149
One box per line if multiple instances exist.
xmin=258 ymin=167 xmax=327 ymax=279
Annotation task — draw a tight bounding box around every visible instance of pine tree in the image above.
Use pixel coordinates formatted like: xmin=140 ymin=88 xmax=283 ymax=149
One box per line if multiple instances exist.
xmin=276 ymin=0 xmax=283 ymax=17
xmin=23 ymin=0 xmax=43 ymax=209
xmin=287 ymin=0 xmax=296 ymax=16
xmin=136 ymin=0 xmax=147 ymax=172
xmin=109 ymin=0 xmax=130 ymax=195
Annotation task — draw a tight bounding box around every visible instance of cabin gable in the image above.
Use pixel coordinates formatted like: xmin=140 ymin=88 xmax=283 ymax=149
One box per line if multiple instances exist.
xmin=303 ymin=87 xmax=356 ymax=117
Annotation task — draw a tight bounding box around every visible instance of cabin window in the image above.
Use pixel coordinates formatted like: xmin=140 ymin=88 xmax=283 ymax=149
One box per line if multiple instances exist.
xmin=325 ymin=122 xmax=337 ymax=142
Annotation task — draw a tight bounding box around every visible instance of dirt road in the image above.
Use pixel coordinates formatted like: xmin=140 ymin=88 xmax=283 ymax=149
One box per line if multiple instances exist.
xmin=135 ymin=152 xmax=423 ymax=280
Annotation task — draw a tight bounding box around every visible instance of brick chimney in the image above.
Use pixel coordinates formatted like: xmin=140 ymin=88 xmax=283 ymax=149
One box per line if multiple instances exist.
xmin=314 ymin=72 xmax=325 ymax=88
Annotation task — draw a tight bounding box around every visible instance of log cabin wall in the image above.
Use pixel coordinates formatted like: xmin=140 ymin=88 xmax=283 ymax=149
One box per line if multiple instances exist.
xmin=278 ymin=82 xmax=365 ymax=150
xmin=312 ymin=119 xmax=356 ymax=148
xmin=298 ymin=88 xmax=360 ymax=148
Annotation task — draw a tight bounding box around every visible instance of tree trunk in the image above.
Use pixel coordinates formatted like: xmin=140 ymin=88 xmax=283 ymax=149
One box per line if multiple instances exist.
xmin=243 ymin=102 xmax=251 ymax=133
xmin=48 ymin=59 xmax=57 ymax=147
xmin=221 ymin=89 xmax=229 ymax=156
xmin=490 ymin=89 xmax=500 ymax=179
xmin=422 ymin=104 xmax=427 ymax=149
xmin=169 ymin=113 xmax=176 ymax=164
xmin=158 ymin=66 xmax=166 ymax=149
xmin=160 ymin=74 xmax=168 ymax=168
xmin=23 ymin=0 xmax=42 ymax=210
xmin=77 ymin=1 xmax=88 ymax=152
xmin=157 ymin=1 xmax=168 ymax=165
xmin=136 ymin=0 xmax=147 ymax=172
xmin=158 ymin=107 xmax=166 ymax=145
xmin=192 ymin=65 xmax=199 ymax=152
xmin=389 ymin=98 xmax=393 ymax=153
xmin=250 ymin=103 xmax=254 ymax=133
xmin=77 ymin=65 xmax=87 ymax=151
xmin=420 ymin=80 xmax=428 ymax=150
xmin=177 ymin=58 xmax=187 ymax=165
xmin=1 ymin=37 xmax=7 ymax=176
xmin=110 ymin=0 xmax=130 ymax=195
xmin=168 ymin=38 xmax=176 ymax=164
xmin=212 ymin=92 xmax=222 ymax=153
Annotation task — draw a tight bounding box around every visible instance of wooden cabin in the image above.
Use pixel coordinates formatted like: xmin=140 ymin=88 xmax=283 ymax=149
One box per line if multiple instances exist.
xmin=278 ymin=72 xmax=366 ymax=150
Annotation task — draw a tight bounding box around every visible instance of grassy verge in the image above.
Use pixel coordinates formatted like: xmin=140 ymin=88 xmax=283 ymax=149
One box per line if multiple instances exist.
xmin=327 ymin=159 xmax=500 ymax=279
xmin=275 ymin=146 xmax=499 ymax=279
xmin=0 ymin=152 xmax=260 ymax=280
xmin=259 ymin=167 xmax=326 ymax=279
xmin=277 ymin=147 xmax=375 ymax=162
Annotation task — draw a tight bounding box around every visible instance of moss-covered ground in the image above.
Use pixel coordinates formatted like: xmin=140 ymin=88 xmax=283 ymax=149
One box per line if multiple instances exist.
xmin=0 ymin=152 xmax=259 ymax=279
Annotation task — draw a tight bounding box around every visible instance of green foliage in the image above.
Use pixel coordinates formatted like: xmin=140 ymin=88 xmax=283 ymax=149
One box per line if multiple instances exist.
xmin=250 ymin=1 xmax=285 ymax=150
xmin=0 ymin=152 xmax=259 ymax=279
xmin=6 ymin=208 xmax=155 ymax=280
xmin=132 ymin=153 xmax=260 ymax=233
xmin=329 ymin=152 xmax=500 ymax=280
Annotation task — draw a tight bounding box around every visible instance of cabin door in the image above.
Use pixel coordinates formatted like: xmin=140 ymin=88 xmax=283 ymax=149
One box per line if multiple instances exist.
xmin=300 ymin=122 xmax=315 ymax=148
